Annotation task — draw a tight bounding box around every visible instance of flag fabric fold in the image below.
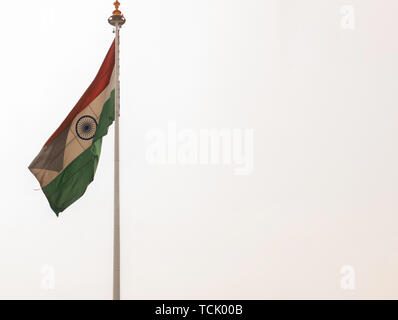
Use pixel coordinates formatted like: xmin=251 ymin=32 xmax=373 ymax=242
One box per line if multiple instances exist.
xmin=29 ymin=40 xmax=116 ymax=215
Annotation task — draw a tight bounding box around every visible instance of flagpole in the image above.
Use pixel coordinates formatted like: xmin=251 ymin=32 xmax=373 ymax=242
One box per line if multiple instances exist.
xmin=108 ymin=1 xmax=126 ymax=301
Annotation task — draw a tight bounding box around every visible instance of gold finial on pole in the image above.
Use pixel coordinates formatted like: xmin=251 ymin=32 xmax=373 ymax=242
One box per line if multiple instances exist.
xmin=113 ymin=1 xmax=122 ymax=16
xmin=108 ymin=0 xmax=126 ymax=26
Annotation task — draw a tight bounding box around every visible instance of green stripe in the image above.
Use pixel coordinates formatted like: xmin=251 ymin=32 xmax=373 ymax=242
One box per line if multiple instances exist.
xmin=43 ymin=90 xmax=115 ymax=216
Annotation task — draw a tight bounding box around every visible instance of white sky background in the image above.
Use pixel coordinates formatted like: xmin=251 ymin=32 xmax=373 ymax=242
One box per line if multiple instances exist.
xmin=0 ymin=0 xmax=398 ymax=299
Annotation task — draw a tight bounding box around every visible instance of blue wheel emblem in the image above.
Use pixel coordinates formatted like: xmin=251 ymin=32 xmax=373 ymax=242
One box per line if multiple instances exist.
xmin=76 ymin=115 xmax=98 ymax=140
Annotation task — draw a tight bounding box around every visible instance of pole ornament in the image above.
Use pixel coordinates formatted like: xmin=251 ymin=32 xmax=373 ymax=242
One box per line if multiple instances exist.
xmin=113 ymin=1 xmax=122 ymax=16
xmin=108 ymin=1 xmax=126 ymax=26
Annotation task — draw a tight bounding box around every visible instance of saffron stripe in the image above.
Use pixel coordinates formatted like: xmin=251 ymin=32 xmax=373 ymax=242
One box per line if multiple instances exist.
xmin=45 ymin=40 xmax=115 ymax=146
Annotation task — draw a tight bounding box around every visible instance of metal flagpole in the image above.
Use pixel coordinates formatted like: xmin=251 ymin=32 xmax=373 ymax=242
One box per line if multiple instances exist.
xmin=108 ymin=1 xmax=126 ymax=301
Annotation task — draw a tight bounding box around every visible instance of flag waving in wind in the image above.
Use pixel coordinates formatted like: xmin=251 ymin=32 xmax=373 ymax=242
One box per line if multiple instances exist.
xmin=29 ymin=41 xmax=116 ymax=215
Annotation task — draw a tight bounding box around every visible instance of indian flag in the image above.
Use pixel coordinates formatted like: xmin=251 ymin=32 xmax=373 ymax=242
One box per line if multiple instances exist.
xmin=29 ymin=40 xmax=116 ymax=215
